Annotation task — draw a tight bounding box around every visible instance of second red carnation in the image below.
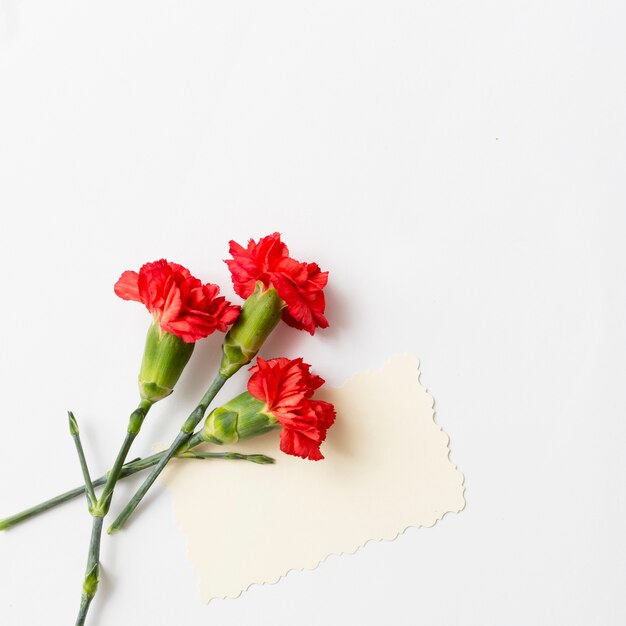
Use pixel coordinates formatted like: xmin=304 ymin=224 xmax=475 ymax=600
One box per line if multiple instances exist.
xmin=225 ymin=233 xmax=329 ymax=335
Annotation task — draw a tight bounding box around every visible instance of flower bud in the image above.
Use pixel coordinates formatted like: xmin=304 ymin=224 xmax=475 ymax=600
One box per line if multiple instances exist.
xmin=138 ymin=321 xmax=195 ymax=403
xmin=219 ymin=282 xmax=284 ymax=377
xmin=202 ymin=392 xmax=278 ymax=444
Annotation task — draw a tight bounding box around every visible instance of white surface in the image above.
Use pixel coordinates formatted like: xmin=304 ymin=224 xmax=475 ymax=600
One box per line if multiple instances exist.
xmin=0 ymin=2 xmax=624 ymax=625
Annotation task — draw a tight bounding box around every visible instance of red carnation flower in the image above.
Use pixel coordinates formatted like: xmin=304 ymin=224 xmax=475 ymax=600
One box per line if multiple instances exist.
xmin=247 ymin=357 xmax=336 ymax=460
xmin=114 ymin=260 xmax=240 ymax=343
xmin=225 ymin=233 xmax=329 ymax=335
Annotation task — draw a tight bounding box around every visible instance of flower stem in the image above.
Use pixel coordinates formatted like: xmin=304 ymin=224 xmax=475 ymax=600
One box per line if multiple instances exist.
xmin=92 ymin=400 xmax=151 ymax=517
xmin=75 ymin=516 xmax=103 ymax=626
xmin=180 ymin=451 xmax=274 ymax=464
xmin=68 ymin=411 xmax=97 ymax=509
xmin=0 ymin=448 xmax=273 ymax=532
xmin=108 ymin=373 xmax=227 ymax=533
xmin=74 ymin=400 xmax=152 ymax=626
xmin=187 ymin=431 xmax=205 ymax=449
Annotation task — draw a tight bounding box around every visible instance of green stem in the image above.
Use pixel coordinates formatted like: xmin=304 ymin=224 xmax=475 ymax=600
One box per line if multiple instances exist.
xmin=92 ymin=400 xmax=151 ymax=517
xmin=68 ymin=412 xmax=97 ymax=509
xmin=108 ymin=373 xmax=227 ymax=533
xmin=0 ymin=455 xmax=148 ymax=532
xmin=75 ymin=516 xmax=103 ymax=626
xmin=74 ymin=400 xmax=151 ymax=626
xmin=0 ymin=448 xmax=273 ymax=532
xmin=187 ymin=431 xmax=205 ymax=449
xmin=181 ymin=451 xmax=274 ymax=464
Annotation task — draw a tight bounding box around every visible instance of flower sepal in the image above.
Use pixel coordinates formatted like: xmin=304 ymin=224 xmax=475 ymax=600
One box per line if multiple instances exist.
xmin=202 ymin=392 xmax=278 ymax=444
xmin=138 ymin=321 xmax=195 ymax=403
xmin=219 ymin=282 xmax=284 ymax=377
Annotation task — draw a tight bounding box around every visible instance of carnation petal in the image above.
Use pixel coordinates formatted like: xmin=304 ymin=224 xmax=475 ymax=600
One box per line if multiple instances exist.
xmin=115 ymin=260 xmax=238 ymax=342
xmin=114 ymin=271 xmax=141 ymax=302
xmin=226 ymin=233 xmax=328 ymax=334
xmin=247 ymin=356 xmax=335 ymax=461
xmin=280 ymin=427 xmax=324 ymax=461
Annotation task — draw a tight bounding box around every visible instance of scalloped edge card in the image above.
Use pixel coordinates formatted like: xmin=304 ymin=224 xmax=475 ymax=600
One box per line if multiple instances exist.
xmin=160 ymin=354 xmax=465 ymax=601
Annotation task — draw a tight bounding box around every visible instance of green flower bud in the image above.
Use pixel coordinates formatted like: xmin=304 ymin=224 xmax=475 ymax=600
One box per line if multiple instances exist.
xmin=202 ymin=391 xmax=278 ymax=444
xmin=138 ymin=320 xmax=195 ymax=403
xmin=68 ymin=411 xmax=79 ymax=436
xmin=219 ymin=283 xmax=284 ymax=378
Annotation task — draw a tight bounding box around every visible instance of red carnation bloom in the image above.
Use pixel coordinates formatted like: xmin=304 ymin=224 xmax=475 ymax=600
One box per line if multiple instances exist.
xmin=247 ymin=357 xmax=336 ymax=460
xmin=114 ymin=260 xmax=240 ymax=343
xmin=225 ymin=233 xmax=329 ymax=335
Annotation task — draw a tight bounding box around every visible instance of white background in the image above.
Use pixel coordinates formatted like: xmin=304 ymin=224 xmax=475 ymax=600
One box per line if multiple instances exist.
xmin=1 ymin=2 xmax=625 ymax=624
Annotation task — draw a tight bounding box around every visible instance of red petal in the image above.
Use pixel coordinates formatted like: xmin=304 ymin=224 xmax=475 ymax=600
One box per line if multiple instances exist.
xmin=115 ymin=260 xmax=238 ymax=342
xmin=280 ymin=427 xmax=324 ymax=461
xmin=247 ymin=356 xmax=335 ymax=460
xmin=114 ymin=271 xmax=141 ymax=302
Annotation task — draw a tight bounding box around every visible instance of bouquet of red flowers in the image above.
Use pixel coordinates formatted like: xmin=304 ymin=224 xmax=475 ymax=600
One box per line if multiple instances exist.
xmin=0 ymin=233 xmax=336 ymax=626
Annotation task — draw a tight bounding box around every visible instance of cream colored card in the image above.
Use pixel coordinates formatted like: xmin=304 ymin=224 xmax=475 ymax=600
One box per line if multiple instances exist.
xmin=161 ymin=354 xmax=465 ymax=601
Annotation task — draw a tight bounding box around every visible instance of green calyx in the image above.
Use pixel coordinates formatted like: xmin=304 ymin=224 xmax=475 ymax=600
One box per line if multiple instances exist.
xmin=138 ymin=321 xmax=195 ymax=403
xmin=202 ymin=392 xmax=278 ymax=444
xmin=219 ymin=283 xmax=284 ymax=378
